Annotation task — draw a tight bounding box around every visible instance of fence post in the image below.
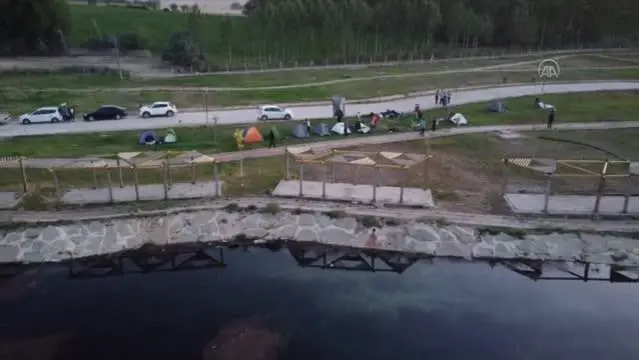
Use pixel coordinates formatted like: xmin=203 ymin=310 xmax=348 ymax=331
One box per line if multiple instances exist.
xmin=133 ymin=166 xmax=140 ymax=201
xmin=501 ymin=159 xmax=509 ymax=196
xmin=18 ymin=157 xmax=27 ymax=193
xmin=299 ymin=162 xmax=304 ymax=196
xmin=106 ymin=167 xmax=114 ymax=204
xmin=322 ymin=162 xmax=327 ymax=198
xmin=213 ymin=162 xmax=220 ymax=197
xmin=284 ymin=146 xmax=290 ymax=180
xmin=543 ymin=173 xmax=552 ymax=213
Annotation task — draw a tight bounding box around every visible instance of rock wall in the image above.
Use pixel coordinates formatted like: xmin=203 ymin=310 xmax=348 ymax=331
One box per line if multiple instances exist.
xmin=0 ymin=210 xmax=638 ymax=265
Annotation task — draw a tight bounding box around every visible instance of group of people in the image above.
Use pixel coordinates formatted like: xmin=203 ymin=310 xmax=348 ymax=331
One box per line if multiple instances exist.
xmin=434 ymin=89 xmax=453 ymax=107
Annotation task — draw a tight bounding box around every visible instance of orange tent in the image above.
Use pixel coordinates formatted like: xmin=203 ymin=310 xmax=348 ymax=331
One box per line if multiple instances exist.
xmin=242 ymin=126 xmax=263 ymax=144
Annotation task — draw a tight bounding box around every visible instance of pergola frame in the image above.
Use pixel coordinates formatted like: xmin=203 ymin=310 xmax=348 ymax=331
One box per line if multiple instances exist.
xmin=284 ymin=146 xmax=430 ymax=203
xmin=502 ymin=158 xmax=637 ymax=214
xmin=26 ymin=151 xmax=222 ymax=203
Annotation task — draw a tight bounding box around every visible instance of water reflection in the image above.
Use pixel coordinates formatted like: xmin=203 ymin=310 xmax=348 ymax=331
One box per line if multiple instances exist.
xmin=2 ymin=242 xmax=639 ymax=360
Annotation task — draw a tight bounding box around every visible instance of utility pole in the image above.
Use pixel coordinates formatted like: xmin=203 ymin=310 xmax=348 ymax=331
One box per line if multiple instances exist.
xmin=113 ymin=36 xmax=123 ymax=80
xmin=205 ymin=89 xmax=209 ymax=126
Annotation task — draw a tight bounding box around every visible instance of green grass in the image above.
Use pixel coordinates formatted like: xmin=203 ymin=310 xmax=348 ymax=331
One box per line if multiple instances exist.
xmin=69 ymin=5 xmax=245 ymax=61
xmin=2 ymin=91 xmax=637 ymax=158
xmin=2 ymin=68 xmax=639 ymax=115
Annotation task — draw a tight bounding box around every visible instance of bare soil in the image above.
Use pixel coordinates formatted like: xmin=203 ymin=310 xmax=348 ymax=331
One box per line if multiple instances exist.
xmin=289 ymin=129 xmax=639 ymax=214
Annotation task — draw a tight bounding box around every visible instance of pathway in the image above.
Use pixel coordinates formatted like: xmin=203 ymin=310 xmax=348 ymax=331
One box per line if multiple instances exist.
xmin=4 ymin=120 xmax=638 ymax=169
xmin=1 ymin=81 xmax=638 ymax=138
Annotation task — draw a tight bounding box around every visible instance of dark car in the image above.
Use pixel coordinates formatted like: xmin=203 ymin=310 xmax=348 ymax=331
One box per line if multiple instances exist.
xmin=83 ymin=105 xmax=127 ymax=121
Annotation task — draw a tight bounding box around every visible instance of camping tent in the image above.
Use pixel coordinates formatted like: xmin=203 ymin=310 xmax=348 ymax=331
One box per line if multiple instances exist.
xmin=139 ymin=131 xmax=158 ymax=145
xmin=242 ymin=126 xmax=263 ymax=144
xmin=331 ymin=122 xmax=351 ymax=135
xmin=449 ymin=113 xmax=468 ymax=125
xmin=537 ymin=102 xmax=555 ymax=109
xmin=313 ymin=123 xmax=331 ymax=136
xmin=488 ymin=101 xmax=506 ymax=113
xmin=357 ymin=123 xmax=371 ymax=133
xmin=292 ymin=123 xmax=310 ymax=138
xmin=164 ymin=128 xmax=177 ymax=144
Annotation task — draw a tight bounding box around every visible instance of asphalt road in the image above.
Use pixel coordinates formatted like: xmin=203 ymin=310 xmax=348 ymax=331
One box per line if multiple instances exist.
xmin=1 ymin=81 xmax=637 ymax=138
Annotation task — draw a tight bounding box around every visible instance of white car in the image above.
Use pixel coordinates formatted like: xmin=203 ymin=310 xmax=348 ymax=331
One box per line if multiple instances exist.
xmin=139 ymin=101 xmax=178 ymax=118
xmin=257 ymin=105 xmax=294 ymax=121
xmin=19 ymin=107 xmax=63 ymax=125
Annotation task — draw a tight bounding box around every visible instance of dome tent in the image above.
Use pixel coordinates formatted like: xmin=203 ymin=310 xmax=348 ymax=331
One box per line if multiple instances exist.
xmin=242 ymin=126 xmax=263 ymax=144
xmin=139 ymin=130 xmax=158 ymax=145
xmin=313 ymin=123 xmax=331 ymax=136
xmin=331 ymin=122 xmax=351 ymax=135
xmin=292 ymin=123 xmax=310 ymax=138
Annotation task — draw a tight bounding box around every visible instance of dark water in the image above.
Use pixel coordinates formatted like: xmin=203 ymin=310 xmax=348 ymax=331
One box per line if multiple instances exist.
xmin=2 ymin=245 xmax=639 ymax=360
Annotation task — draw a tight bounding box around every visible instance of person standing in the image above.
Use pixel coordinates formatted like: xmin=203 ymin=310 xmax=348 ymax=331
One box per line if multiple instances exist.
xmin=434 ymin=91 xmax=440 ymax=105
xmin=415 ymin=104 xmax=423 ymax=120
xmin=267 ymin=128 xmax=277 ymax=148
xmin=547 ymin=108 xmax=555 ymax=129
xmin=305 ymin=118 xmax=311 ymax=134
xmin=419 ymin=118 xmax=426 ymax=136
xmin=430 ymin=117 xmax=437 ymax=132
xmin=446 ymin=91 xmax=452 ymax=105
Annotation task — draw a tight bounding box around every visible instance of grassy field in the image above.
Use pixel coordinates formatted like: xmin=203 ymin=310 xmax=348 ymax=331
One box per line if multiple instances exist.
xmin=1 ymin=91 xmax=637 ymax=158
xmin=2 ymin=68 xmax=639 ymax=115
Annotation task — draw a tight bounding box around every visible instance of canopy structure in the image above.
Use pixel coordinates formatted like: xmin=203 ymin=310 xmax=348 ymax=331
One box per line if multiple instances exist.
xmin=288 ymin=148 xmax=428 ymax=169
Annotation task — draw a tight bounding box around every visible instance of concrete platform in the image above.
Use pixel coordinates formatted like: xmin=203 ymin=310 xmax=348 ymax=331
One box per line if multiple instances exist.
xmin=0 ymin=192 xmax=18 ymax=209
xmin=61 ymin=182 xmax=223 ymax=205
xmin=504 ymin=193 xmax=639 ymax=215
xmin=272 ymin=180 xmax=434 ymax=207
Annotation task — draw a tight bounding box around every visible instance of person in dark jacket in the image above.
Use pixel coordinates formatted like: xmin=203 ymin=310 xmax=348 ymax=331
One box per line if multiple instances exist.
xmin=430 ymin=117 xmax=437 ymax=132
xmin=267 ymin=129 xmax=276 ymax=148
xmin=415 ymin=104 xmax=422 ymax=120
xmin=336 ymin=109 xmax=344 ymax=122
xmin=547 ymin=108 xmax=555 ymax=129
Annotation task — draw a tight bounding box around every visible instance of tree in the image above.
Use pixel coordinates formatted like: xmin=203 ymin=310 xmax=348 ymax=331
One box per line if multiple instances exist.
xmin=162 ymin=31 xmax=209 ymax=71
xmin=0 ymin=0 xmax=71 ymax=55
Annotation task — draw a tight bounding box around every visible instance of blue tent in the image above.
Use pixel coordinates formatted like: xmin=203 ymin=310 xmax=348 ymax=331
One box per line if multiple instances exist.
xmin=292 ymin=123 xmax=310 ymax=138
xmin=139 ymin=130 xmax=158 ymax=145
xmin=488 ymin=101 xmax=506 ymax=113
xmin=313 ymin=123 xmax=331 ymax=136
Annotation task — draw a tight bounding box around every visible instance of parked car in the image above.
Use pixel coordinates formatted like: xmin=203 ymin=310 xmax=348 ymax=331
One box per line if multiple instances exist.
xmin=83 ymin=105 xmax=127 ymax=121
xmin=0 ymin=112 xmax=10 ymax=125
xmin=257 ymin=105 xmax=294 ymax=121
xmin=139 ymin=101 xmax=178 ymax=118
xmin=19 ymin=107 xmax=64 ymax=125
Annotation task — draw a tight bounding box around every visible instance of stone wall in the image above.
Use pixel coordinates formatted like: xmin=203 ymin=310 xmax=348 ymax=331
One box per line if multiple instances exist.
xmin=1 ymin=209 xmax=638 ymax=265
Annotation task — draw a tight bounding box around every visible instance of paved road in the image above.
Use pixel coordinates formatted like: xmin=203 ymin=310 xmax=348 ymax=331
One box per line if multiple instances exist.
xmin=6 ymin=120 xmax=638 ymax=169
xmin=1 ymin=81 xmax=638 ymax=138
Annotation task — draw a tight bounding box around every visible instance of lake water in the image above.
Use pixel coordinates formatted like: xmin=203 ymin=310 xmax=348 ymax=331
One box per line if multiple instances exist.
xmin=2 ymin=244 xmax=639 ymax=360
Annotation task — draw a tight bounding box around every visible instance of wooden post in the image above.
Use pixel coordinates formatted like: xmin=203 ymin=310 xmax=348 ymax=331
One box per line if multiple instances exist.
xmin=543 ymin=173 xmax=552 ymax=213
xmin=332 ymin=163 xmax=336 ymax=183
xmin=372 ymin=166 xmax=378 ymax=203
xmin=501 ymin=158 xmax=509 ymax=196
xmin=284 ymin=146 xmax=290 ymax=180
xmin=166 ymin=155 xmax=172 ymax=188
xmin=190 ymin=156 xmax=196 ymax=184
xmin=213 ymin=162 xmax=220 ymax=197
xmin=593 ymin=175 xmax=605 ymax=215
xmin=133 ymin=165 xmax=140 ymax=201
xmin=239 ymin=153 xmax=244 ymax=188
xmin=299 ymin=162 xmax=304 ymax=196
xmin=322 ymin=162 xmax=327 ymax=198
xmin=623 ymin=166 xmax=631 ymax=213
xmin=162 ymin=162 xmax=169 ymax=200
xmin=51 ymin=169 xmax=60 ymax=198
xmin=116 ymin=158 xmax=124 ymax=188
xmin=106 ymin=167 xmax=114 ymax=203
xmin=399 ymin=166 xmax=406 ymax=204
xmin=91 ymin=165 xmax=98 ymax=189
xmin=18 ymin=157 xmax=27 ymax=193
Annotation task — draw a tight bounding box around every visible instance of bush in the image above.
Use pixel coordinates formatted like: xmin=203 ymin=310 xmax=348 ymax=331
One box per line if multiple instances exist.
xmin=118 ymin=32 xmax=148 ymax=51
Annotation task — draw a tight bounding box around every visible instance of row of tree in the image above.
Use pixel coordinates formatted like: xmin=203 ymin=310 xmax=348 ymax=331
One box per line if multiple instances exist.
xmin=3 ymin=0 xmax=639 ymax=67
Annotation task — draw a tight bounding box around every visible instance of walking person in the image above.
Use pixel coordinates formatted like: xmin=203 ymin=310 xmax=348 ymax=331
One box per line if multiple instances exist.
xmin=415 ymin=104 xmax=423 ymax=120
xmin=434 ymin=90 xmax=440 ymax=105
xmin=547 ymin=108 xmax=555 ymax=129
xmin=267 ymin=128 xmax=277 ymax=148
xmin=446 ymin=91 xmax=452 ymax=106
xmin=419 ymin=118 xmax=426 ymax=136
xmin=305 ymin=118 xmax=311 ymax=134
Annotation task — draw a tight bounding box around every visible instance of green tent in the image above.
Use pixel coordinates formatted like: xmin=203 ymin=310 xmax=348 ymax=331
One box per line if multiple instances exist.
xmin=270 ymin=126 xmax=283 ymax=140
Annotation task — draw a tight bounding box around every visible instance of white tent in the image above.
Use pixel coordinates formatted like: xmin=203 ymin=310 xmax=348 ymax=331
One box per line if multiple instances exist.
xmin=537 ymin=102 xmax=555 ymax=109
xmin=358 ymin=123 xmax=371 ymax=134
xmin=164 ymin=129 xmax=177 ymax=144
xmin=331 ymin=122 xmax=352 ymax=135
xmin=449 ymin=113 xmax=468 ymax=125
